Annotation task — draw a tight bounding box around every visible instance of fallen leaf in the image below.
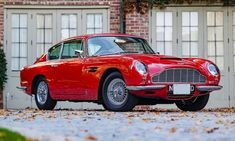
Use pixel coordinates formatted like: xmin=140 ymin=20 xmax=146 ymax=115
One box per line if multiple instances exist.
xmin=169 ymin=127 xmax=176 ymax=133
xmin=191 ymin=127 xmax=197 ymax=132
xmin=14 ymin=117 xmax=21 ymax=121
xmin=85 ymin=135 xmax=97 ymax=141
xmin=142 ymin=118 xmax=152 ymax=122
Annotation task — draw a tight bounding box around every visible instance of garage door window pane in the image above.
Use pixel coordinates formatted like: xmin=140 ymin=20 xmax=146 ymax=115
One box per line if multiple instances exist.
xmin=61 ymin=14 xmax=77 ymax=40
xmin=182 ymin=12 xmax=198 ymax=57
xmin=86 ymin=14 xmax=103 ymax=34
xmin=12 ymin=29 xmax=19 ymax=42
xmin=45 ymin=15 xmax=52 ymax=28
xmin=20 ymin=43 xmax=28 ymax=57
xmin=12 ymin=14 xmax=19 ymax=28
xmin=207 ymin=11 xmax=224 ymax=70
xmin=20 ymin=14 xmax=27 ymax=28
xmin=155 ymin=12 xmax=173 ymax=55
xmin=11 ymin=14 xmax=28 ymax=71
xmin=20 ymin=29 xmax=27 ymax=42
xmin=37 ymin=14 xmax=53 ymax=57
xmin=11 ymin=44 xmax=19 ymax=57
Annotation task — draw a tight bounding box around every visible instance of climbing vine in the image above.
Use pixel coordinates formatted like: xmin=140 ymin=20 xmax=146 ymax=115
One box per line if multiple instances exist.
xmin=124 ymin=0 xmax=227 ymax=14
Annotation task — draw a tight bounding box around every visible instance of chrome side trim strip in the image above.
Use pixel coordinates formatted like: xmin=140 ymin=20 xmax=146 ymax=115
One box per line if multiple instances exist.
xmin=126 ymin=85 xmax=166 ymax=91
xmin=196 ymin=85 xmax=223 ymax=91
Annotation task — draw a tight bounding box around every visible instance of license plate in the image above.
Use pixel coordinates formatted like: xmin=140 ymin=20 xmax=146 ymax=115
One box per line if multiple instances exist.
xmin=172 ymin=84 xmax=191 ymax=95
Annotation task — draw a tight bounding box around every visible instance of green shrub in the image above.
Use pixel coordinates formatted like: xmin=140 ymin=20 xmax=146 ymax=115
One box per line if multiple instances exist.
xmin=0 ymin=47 xmax=7 ymax=91
xmin=0 ymin=128 xmax=26 ymax=141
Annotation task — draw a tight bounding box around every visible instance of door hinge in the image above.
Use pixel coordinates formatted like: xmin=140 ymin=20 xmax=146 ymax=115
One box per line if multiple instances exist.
xmin=151 ymin=38 xmax=152 ymax=43
xmin=228 ymin=95 xmax=231 ymax=101
xmin=176 ymin=38 xmax=178 ymax=44
xmin=228 ymin=38 xmax=230 ymax=43
xmin=176 ymin=11 xmax=178 ymax=17
xmin=228 ymin=66 xmax=230 ymax=72
xmin=31 ymin=40 xmax=33 ymax=45
xmin=6 ymin=40 xmax=7 ymax=45
xmin=227 ymin=11 xmax=229 ymax=17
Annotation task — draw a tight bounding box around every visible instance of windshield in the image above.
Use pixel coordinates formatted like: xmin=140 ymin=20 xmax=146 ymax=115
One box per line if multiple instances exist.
xmin=87 ymin=36 xmax=155 ymax=56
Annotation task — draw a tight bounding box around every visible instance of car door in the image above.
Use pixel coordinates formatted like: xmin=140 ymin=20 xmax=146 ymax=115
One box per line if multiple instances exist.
xmin=46 ymin=43 xmax=65 ymax=96
xmin=54 ymin=39 xmax=85 ymax=97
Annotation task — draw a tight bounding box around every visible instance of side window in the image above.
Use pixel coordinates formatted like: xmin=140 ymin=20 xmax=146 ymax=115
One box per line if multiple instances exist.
xmin=48 ymin=44 xmax=62 ymax=60
xmin=61 ymin=39 xmax=84 ymax=59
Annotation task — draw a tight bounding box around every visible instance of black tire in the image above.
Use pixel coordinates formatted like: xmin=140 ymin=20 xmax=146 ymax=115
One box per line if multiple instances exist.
xmin=102 ymin=72 xmax=138 ymax=111
xmin=175 ymin=94 xmax=210 ymax=111
xmin=34 ymin=77 xmax=57 ymax=110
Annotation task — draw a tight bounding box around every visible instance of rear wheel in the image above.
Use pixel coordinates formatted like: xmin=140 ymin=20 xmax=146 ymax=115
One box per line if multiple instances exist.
xmin=175 ymin=94 xmax=209 ymax=111
xmin=34 ymin=77 xmax=57 ymax=110
xmin=102 ymin=72 xmax=138 ymax=111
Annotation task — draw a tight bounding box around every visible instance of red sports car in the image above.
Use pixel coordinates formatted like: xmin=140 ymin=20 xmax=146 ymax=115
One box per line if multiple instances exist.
xmin=20 ymin=34 xmax=222 ymax=111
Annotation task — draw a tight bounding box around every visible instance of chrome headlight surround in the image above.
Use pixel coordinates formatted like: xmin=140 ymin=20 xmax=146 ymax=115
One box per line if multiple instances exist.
xmin=134 ymin=61 xmax=147 ymax=75
xmin=207 ymin=63 xmax=218 ymax=76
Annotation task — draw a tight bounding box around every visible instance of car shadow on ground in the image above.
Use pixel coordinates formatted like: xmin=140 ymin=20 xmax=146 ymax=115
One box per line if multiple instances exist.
xmin=51 ymin=107 xmax=235 ymax=113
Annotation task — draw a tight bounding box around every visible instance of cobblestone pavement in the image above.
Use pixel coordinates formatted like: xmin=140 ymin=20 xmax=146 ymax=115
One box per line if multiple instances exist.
xmin=0 ymin=108 xmax=234 ymax=141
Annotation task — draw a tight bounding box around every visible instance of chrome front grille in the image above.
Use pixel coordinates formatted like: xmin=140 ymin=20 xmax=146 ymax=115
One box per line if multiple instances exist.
xmin=152 ymin=68 xmax=206 ymax=83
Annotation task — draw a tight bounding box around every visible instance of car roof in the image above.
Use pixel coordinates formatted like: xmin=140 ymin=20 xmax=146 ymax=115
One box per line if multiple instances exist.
xmin=62 ymin=33 xmax=144 ymax=42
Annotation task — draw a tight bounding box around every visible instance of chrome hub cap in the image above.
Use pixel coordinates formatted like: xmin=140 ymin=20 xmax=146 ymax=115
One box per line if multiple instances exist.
xmin=107 ymin=78 xmax=128 ymax=106
xmin=36 ymin=81 xmax=48 ymax=105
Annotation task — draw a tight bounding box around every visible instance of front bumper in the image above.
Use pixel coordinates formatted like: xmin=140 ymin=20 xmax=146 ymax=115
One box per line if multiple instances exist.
xmin=196 ymin=85 xmax=223 ymax=91
xmin=126 ymin=85 xmax=166 ymax=91
xmin=126 ymin=85 xmax=222 ymax=92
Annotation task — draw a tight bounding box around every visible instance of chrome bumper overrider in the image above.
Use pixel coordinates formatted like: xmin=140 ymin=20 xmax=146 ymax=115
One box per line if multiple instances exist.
xmin=16 ymin=86 xmax=27 ymax=91
xmin=196 ymin=85 xmax=223 ymax=91
xmin=126 ymin=85 xmax=166 ymax=91
xmin=126 ymin=85 xmax=223 ymax=91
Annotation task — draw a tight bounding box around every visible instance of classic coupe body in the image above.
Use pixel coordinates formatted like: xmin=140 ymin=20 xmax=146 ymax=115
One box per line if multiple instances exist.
xmin=20 ymin=34 xmax=222 ymax=111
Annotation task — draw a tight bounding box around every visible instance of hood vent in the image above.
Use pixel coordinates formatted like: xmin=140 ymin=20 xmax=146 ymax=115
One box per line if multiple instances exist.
xmin=160 ymin=57 xmax=182 ymax=60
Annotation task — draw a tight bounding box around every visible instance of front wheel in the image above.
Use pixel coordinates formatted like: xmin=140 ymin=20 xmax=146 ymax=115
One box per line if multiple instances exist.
xmin=34 ymin=77 xmax=57 ymax=110
xmin=175 ymin=94 xmax=210 ymax=111
xmin=102 ymin=72 xmax=138 ymax=111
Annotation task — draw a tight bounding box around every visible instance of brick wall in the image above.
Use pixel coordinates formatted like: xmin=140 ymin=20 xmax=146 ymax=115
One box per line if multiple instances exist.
xmin=125 ymin=11 xmax=149 ymax=40
xmin=0 ymin=1 xmax=3 ymax=46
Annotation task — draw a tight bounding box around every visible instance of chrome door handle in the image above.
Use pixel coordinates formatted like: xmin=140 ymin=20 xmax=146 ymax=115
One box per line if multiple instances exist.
xmin=51 ymin=64 xmax=58 ymax=68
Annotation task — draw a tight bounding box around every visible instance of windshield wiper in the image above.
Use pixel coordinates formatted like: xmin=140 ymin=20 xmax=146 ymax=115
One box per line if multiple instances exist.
xmin=114 ymin=51 xmax=139 ymax=54
xmin=91 ymin=51 xmax=140 ymax=57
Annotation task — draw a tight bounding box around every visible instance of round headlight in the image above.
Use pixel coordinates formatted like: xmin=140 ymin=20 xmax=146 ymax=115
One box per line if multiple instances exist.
xmin=207 ymin=63 xmax=218 ymax=75
xmin=134 ymin=61 xmax=147 ymax=75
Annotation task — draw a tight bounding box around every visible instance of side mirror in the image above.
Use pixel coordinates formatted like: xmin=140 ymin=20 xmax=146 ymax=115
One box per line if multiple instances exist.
xmin=156 ymin=52 xmax=160 ymax=55
xmin=75 ymin=50 xmax=84 ymax=58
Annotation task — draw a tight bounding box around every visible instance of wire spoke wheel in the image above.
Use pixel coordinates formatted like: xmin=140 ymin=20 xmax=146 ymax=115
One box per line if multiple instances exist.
xmin=36 ymin=81 xmax=48 ymax=105
xmin=107 ymin=78 xmax=128 ymax=106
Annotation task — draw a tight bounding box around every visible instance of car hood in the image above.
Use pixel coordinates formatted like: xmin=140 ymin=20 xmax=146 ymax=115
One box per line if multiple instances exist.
xmin=119 ymin=53 xmax=207 ymax=76
xmin=121 ymin=54 xmax=195 ymax=66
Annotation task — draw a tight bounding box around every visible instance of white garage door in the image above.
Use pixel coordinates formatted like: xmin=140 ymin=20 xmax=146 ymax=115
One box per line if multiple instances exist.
xmin=4 ymin=8 xmax=109 ymax=109
xmin=151 ymin=7 xmax=235 ymax=108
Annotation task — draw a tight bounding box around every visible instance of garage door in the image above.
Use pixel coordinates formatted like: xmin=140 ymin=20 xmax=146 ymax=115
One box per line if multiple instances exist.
xmin=4 ymin=8 xmax=109 ymax=109
xmin=151 ymin=7 xmax=235 ymax=108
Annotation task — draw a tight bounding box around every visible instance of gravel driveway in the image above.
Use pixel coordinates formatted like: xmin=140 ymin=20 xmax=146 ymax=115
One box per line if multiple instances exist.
xmin=0 ymin=108 xmax=234 ymax=141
